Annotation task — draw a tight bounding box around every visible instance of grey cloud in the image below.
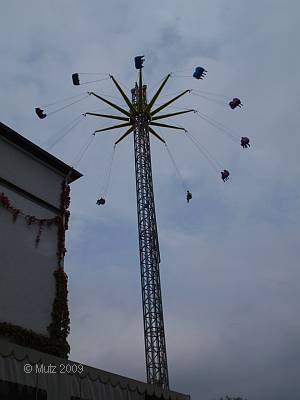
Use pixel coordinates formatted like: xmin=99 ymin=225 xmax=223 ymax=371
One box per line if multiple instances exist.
xmin=1 ymin=1 xmax=299 ymax=399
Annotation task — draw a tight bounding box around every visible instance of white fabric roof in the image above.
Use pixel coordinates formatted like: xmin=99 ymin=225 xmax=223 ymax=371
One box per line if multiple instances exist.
xmin=0 ymin=339 xmax=190 ymax=400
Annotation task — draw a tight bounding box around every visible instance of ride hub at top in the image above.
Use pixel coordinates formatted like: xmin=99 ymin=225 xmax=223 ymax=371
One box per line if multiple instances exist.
xmin=34 ymin=56 xmax=251 ymax=390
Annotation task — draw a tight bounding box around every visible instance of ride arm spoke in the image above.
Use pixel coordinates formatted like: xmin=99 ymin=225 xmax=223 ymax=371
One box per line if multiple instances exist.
xmin=110 ymin=75 xmax=136 ymax=113
xmin=150 ymin=90 xmax=191 ymax=116
xmin=89 ymin=92 xmax=131 ymax=117
xmin=115 ymin=127 xmax=134 ymax=145
xmin=85 ymin=112 xmax=129 ymax=122
xmin=94 ymin=122 xmax=132 ymax=134
xmin=151 ymin=109 xmax=194 ymax=121
xmin=148 ymin=126 xmax=166 ymax=144
xmin=150 ymin=122 xmax=186 ymax=131
xmin=145 ymin=74 xmax=171 ymax=113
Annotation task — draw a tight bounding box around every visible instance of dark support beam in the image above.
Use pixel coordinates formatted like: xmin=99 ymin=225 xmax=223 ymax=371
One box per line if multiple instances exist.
xmin=151 ymin=109 xmax=194 ymax=121
xmin=89 ymin=92 xmax=131 ymax=117
xmin=110 ymin=75 xmax=136 ymax=113
xmin=148 ymin=126 xmax=166 ymax=144
xmin=115 ymin=127 xmax=134 ymax=145
xmin=145 ymin=74 xmax=171 ymax=113
xmin=150 ymin=122 xmax=186 ymax=131
xmin=94 ymin=122 xmax=131 ymax=134
xmin=138 ymin=69 xmax=143 ymax=112
xmin=151 ymin=90 xmax=191 ymax=116
xmin=85 ymin=112 xmax=129 ymax=122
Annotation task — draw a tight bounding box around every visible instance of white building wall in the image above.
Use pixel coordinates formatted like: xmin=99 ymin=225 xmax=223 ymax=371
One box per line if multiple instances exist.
xmin=0 ymin=138 xmax=64 ymax=208
xmin=0 ymin=137 xmax=66 ymax=335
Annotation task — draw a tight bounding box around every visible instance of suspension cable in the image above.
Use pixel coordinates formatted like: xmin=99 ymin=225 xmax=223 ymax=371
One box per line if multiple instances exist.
xmin=197 ymin=109 xmax=240 ymax=135
xmin=43 ymin=114 xmax=86 ymax=150
xmin=170 ymin=68 xmax=193 ymax=74
xmin=46 ymin=94 xmax=90 ymax=116
xmin=78 ymin=77 xmax=110 ymax=86
xmin=194 ymin=111 xmax=239 ymax=143
xmin=41 ymin=91 xmax=89 ymax=108
xmin=189 ymin=131 xmax=223 ymax=169
xmin=187 ymin=133 xmax=219 ymax=172
xmin=190 ymin=91 xmax=227 ymax=107
xmin=164 ymin=143 xmax=187 ymax=192
xmin=99 ymin=144 xmax=116 ymax=197
xmin=89 ymin=107 xmax=113 ymax=113
xmin=71 ymin=134 xmax=95 ymax=167
xmin=92 ymin=92 xmax=125 ymax=101
xmin=77 ymin=72 xmax=109 ymax=75
xmin=186 ymin=132 xmax=222 ymax=172
xmin=171 ymin=75 xmax=195 ymax=79
xmin=161 ymin=114 xmax=221 ymax=172
xmin=192 ymin=89 xmax=229 ymax=100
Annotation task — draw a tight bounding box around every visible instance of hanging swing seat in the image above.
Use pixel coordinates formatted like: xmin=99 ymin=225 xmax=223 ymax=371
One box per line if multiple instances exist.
xmin=193 ymin=66 xmax=207 ymax=80
xmin=229 ymin=98 xmax=242 ymax=109
xmin=96 ymin=198 xmax=106 ymax=205
xmin=241 ymin=137 xmax=250 ymax=148
xmin=134 ymin=56 xmax=145 ymax=70
xmin=72 ymin=73 xmax=80 ymax=85
xmin=186 ymin=190 xmax=192 ymax=203
xmin=35 ymin=107 xmax=47 ymax=119
xmin=221 ymin=170 xmax=230 ymax=182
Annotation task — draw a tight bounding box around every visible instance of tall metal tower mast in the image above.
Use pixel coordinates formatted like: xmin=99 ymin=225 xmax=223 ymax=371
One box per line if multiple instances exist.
xmin=85 ymin=57 xmax=194 ymax=389
xmin=132 ymin=81 xmax=169 ymax=387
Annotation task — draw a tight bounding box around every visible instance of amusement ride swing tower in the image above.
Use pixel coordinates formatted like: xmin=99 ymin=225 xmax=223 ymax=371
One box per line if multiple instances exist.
xmin=84 ymin=57 xmax=194 ymax=389
xmin=35 ymin=55 xmax=247 ymax=391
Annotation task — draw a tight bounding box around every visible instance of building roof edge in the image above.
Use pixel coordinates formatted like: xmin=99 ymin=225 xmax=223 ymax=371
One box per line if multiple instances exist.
xmin=0 ymin=121 xmax=82 ymax=183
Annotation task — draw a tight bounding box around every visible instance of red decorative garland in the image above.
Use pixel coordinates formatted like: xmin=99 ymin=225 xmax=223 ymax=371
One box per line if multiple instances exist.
xmin=0 ymin=192 xmax=60 ymax=247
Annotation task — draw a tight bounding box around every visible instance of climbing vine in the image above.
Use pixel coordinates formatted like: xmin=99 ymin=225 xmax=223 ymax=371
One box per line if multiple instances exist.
xmin=57 ymin=181 xmax=71 ymax=263
xmin=0 ymin=267 xmax=70 ymax=358
xmin=47 ymin=269 xmax=70 ymax=349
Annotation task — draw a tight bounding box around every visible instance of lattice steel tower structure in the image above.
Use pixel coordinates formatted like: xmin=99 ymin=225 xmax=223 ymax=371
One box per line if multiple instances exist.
xmin=85 ymin=57 xmax=193 ymax=389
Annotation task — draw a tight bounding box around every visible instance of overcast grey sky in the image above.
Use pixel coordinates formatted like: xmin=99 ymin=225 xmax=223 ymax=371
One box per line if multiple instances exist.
xmin=1 ymin=1 xmax=300 ymax=399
